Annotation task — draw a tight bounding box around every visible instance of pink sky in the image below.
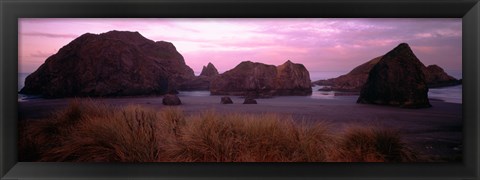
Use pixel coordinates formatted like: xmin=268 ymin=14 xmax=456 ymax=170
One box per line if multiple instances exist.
xmin=19 ymin=18 xmax=462 ymax=79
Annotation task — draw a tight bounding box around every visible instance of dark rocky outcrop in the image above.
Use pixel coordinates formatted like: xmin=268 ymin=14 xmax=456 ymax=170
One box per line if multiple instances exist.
xmin=179 ymin=62 xmax=219 ymax=91
xmin=313 ymin=52 xmax=460 ymax=92
xmin=179 ymin=76 xmax=211 ymax=91
xmin=200 ymin=62 xmax=219 ymax=77
xmin=220 ymin=96 xmax=233 ymax=104
xmin=162 ymin=94 xmax=182 ymax=106
xmin=423 ymin=65 xmax=461 ymax=88
xmin=20 ymin=30 xmax=195 ymax=98
xmin=210 ymin=60 xmax=312 ymax=97
xmin=243 ymin=97 xmax=257 ymax=104
xmin=274 ymin=60 xmax=313 ymax=96
xmin=314 ymin=56 xmax=382 ymax=92
xmin=357 ymin=43 xmax=431 ymax=108
xmin=211 ymin=61 xmax=277 ymax=97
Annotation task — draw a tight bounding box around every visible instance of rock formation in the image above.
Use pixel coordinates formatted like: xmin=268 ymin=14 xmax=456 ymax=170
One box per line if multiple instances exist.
xmin=163 ymin=94 xmax=182 ymax=106
xmin=200 ymin=62 xmax=219 ymax=77
xmin=210 ymin=60 xmax=312 ymax=97
xmin=274 ymin=60 xmax=313 ymax=95
xmin=313 ymin=52 xmax=460 ymax=91
xmin=243 ymin=97 xmax=257 ymax=104
xmin=20 ymin=30 xmax=195 ymax=98
xmin=220 ymin=96 xmax=233 ymax=104
xmin=179 ymin=62 xmax=219 ymax=91
xmin=423 ymin=65 xmax=461 ymax=88
xmin=357 ymin=43 xmax=431 ymax=108
xmin=179 ymin=76 xmax=211 ymax=91
xmin=314 ymin=56 xmax=382 ymax=92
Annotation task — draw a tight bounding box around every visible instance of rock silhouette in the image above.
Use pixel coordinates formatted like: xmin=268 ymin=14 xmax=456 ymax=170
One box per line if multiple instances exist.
xmin=163 ymin=94 xmax=182 ymax=106
xmin=220 ymin=97 xmax=234 ymax=104
xmin=200 ymin=62 xmax=219 ymax=77
xmin=179 ymin=62 xmax=219 ymax=91
xmin=357 ymin=43 xmax=431 ymax=108
xmin=20 ymin=30 xmax=195 ymax=98
xmin=210 ymin=60 xmax=312 ymax=97
xmin=423 ymin=65 xmax=461 ymax=88
xmin=243 ymin=97 xmax=257 ymax=104
xmin=314 ymin=48 xmax=460 ymax=91
xmin=314 ymin=56 xmax=382 ymax=92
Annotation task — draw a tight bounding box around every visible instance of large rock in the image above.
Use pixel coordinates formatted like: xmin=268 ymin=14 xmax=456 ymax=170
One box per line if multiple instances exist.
xmin=274 ymin=60 xmax=313 ymax=95
xmin=19 ymin=30 xmax=195 ymax=98
xmin=313 ymin=50 xmax=460 ymax=91
xmin=210 ymin=60 xmax=312 ymax=97
xmin=357 ymin=43 xmax=431 ymax=108
xmin=200 ymin=62 xmax=219 ymax=77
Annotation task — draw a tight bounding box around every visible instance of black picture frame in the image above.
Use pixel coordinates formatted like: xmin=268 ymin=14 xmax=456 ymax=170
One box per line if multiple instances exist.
xmin=1 ymin=0 xmax=479 ymax=179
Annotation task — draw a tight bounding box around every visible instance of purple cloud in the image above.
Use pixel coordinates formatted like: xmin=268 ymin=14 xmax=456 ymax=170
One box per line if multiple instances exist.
xmin=18 ymin=18 xmax=462 ymax=80
xmin=22 ymin=32 xmax=78 ymax=39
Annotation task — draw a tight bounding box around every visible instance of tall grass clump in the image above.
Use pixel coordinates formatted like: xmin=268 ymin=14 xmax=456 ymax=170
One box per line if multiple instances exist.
xmin=162 ymin=111 xmax=333 ymax=162
xmin=19 ymin=99 xmax=163 ymax=162
xmin=331 ymin=126 xmax=418 ymax=162
xmin=19 ymin=98 xmax=110 ymax=161
xmin=19 ymin=99 xmax=420 ymax=162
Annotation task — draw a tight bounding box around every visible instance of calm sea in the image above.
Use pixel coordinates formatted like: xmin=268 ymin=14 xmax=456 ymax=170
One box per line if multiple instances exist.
xmin=18 ymin=72 xmax=463 ymax=104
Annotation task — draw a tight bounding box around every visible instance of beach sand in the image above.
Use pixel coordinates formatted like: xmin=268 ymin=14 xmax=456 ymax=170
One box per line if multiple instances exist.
xmin=18 ymin=94 xmax=462 ymax=161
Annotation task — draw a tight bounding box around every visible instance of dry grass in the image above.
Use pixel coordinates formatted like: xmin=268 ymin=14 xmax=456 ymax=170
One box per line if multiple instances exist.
xmin=331 ymin=126 xmax=418 ymax=162
xmin=19 ymin=99 xmax=421 ymax=162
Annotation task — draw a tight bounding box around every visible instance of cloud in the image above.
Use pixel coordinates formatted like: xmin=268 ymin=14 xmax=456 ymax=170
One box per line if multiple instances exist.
xmin=22 ymin=32 xmax=78 ymax=39
xmin=18 ymin=18 xmax=462 ymax=75
xmin=30 ymin=51 xmax=54 ymax=58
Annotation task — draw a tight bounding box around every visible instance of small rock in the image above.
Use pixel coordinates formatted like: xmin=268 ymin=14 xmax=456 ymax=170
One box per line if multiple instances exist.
xmin=220 ymin=96 xmax=233 ymax=104
xmin=243 ymin=97 xmax=257 ymax=104
xmin=162 ymin=94 xmax=181 ymax=106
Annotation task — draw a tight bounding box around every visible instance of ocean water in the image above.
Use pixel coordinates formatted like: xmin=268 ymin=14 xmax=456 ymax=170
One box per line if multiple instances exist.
xmin=17 ymin=73 xmax=463 ymax=104
xmin=309 ymin=71 xmax=346 ymax=81
xmin=18 ymin=73 xmax=30 ymax=91
xmin=178 ymin=91 xmax=211 ymax=97
xmin=428 ymin=85 xmax=462 ymax=104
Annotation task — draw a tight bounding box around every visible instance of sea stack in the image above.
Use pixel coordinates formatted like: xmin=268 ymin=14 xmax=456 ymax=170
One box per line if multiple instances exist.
xmin=423 ymin=65 xmax=461 ymax=88
xmin=210 ymin=61 xmax=277 ymax=97
xmin=210 ymin=60 xmax=312 ymax=97
xmin=274 ymin=60 xmax=313 ymax=96
xmin=313 ymin=56 xmax=382 ymax=92
xmin=357 ymin=43 xmax=431 ymax=108
xmin=19 ymin=31 xmax=195 ymax=98
xmin=179 ymin=62 xmax=219 ymax=91
xmin=313 ymin=48 xmax=460 ymax=91
xmin=200 ymin=62 xmax=219 ymax=77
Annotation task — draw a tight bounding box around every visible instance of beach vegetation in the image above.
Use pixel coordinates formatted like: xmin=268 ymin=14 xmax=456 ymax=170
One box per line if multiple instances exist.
xmin=19 ymin=99 xmax=421 ymax=162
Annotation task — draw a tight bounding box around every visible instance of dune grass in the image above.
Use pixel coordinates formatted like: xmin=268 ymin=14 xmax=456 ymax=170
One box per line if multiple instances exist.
xmin=19 ymin=99 xmax=421 ymax=162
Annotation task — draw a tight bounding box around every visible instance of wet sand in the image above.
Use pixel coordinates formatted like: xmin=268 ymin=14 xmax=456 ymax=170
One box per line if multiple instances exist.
xmin=18 ymin=94 xmax=462 ymax=161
